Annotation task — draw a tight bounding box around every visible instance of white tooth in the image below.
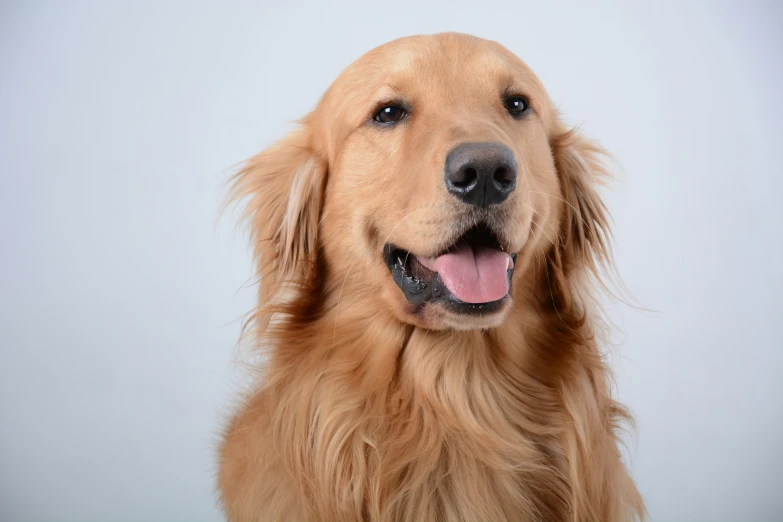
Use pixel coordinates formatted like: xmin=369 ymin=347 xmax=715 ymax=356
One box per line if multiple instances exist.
xmin=507 ymin=255 xmax=514 ymax=270
xmin=419 ymin=256 xmax=437 ymax=270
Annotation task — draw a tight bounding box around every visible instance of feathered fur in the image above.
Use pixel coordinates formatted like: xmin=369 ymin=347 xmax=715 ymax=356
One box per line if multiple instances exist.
xmin=218 ymin=33 xmax=644 ymax=522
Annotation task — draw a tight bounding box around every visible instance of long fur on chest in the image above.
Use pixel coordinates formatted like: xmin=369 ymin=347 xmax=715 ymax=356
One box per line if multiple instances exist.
xmin=219 ymin=275 xmax=643 ymax=522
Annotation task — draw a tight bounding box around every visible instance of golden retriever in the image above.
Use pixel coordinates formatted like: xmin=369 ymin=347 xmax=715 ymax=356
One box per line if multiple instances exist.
xmin=218 ymin=33 xmax=644 ymax=522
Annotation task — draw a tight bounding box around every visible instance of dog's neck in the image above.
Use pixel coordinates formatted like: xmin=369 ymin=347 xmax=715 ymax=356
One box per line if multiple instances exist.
xmin=250 ymin=262 xmax=642 ymax=521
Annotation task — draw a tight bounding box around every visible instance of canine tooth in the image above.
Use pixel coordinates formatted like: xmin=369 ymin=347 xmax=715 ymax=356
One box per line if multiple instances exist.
xmin=507 ymin=255 xmax=514 ymax=270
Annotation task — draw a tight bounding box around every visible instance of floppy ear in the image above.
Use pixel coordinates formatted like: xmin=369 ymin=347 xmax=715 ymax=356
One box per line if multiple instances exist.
xmin=550 ymin=126 xmax=613 ymax=286
xmin=229 ymin=124 xmax=327 ymax=313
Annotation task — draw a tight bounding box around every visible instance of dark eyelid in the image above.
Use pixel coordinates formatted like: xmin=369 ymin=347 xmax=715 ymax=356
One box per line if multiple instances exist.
xmin=501 ymin=84 xmax=532 ymax=101
xmin=501 ymin=82 xmax=526 ymax=96
xmin=369 ymin=99 xmax=412 ymax=120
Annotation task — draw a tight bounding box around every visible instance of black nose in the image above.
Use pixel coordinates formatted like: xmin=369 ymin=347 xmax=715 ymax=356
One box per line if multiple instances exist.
xmin=445 ymin=143 xmax=518 ymax=208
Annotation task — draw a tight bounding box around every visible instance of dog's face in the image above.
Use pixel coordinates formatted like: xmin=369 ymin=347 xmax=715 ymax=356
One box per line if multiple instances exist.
xmin=318 ymin=34 xmax=564 ymax=330
xmin=236 ymin=33 xmax=609 ymax=332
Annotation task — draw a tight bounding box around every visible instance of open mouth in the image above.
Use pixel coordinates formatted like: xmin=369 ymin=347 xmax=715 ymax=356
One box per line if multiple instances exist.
xmin=383 ymin=223 xmax=518 ymax=315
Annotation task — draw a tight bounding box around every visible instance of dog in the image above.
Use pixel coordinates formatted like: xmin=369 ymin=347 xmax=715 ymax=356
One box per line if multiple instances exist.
xmin=218 ymin=33 xmax=644 ymax=522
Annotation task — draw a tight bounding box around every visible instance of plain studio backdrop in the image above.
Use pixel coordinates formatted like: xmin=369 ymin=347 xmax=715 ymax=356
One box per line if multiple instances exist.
xmin=1 ymin=1 xmax=781 ymax=521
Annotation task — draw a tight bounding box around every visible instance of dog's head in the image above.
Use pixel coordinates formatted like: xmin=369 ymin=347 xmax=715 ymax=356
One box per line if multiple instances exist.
xmin=233 ymin=33 xmax=611 ymax=331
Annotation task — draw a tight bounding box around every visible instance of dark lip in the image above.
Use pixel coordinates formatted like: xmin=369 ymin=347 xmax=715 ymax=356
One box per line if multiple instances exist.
xmin=382 ymin=224 xmax=518 ymax=314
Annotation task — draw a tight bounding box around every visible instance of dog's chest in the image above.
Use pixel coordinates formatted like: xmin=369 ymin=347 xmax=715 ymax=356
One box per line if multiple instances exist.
xmin=346 ymin=383 xmax=570 ymax=521
xmin=381 ymin=442 xmax=565 ymax=520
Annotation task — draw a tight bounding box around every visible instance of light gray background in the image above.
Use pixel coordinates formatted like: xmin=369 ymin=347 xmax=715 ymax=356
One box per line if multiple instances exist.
xmin=1 ymin=1 xmax=781 ymax=521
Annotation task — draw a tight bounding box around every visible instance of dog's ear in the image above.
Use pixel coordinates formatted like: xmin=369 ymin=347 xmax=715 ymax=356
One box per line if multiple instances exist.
xmin=550 ymin=126 xmax=613 ymax=283
xmin=229 ymin=123 xmax=327 ymax=308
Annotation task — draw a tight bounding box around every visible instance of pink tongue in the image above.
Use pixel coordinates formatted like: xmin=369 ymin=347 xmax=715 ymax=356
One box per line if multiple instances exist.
xmin=433 ymin=244 xmax=510 ymax=304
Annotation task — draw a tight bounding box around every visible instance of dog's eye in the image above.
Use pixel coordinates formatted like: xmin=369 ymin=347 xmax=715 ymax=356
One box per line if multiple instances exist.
xmin=503 ymin=96 xmax=529 ymax=117
xmin=373 ymin=105 xmax=407 ymax=124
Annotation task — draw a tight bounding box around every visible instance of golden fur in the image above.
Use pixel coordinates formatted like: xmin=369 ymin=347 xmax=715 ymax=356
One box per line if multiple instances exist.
xmin=218 ymin=33 xmax=644 ymax=521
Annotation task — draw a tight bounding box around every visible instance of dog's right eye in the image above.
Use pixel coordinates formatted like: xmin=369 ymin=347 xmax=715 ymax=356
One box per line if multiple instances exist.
xmin=373 ymin=105 xmax=408 ymax=124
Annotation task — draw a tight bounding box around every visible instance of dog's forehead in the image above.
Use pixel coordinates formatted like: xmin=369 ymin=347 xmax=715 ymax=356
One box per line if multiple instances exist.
xmin=367 ymin=35 xmax=508 ymax=74
xmin=313 ymin=33 xmax=554 ymax=154
xmin=341 ymin=34 xmax=538 ymax=93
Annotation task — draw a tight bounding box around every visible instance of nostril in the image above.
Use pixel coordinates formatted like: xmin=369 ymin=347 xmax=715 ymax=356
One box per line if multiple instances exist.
xmin=445 ymin=143 xmax=517 ymax=206
xmin=452 ymin=167 xmax=478 ymax=188
xmin=493 ymin=166 xmax=514 ymax=187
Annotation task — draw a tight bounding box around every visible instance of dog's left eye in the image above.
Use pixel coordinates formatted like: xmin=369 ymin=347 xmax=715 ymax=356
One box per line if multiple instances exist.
xmin=373 ymin=105 xmax=408 ymax=124
xmin=503 ymin=96 xmax=529 ymax=117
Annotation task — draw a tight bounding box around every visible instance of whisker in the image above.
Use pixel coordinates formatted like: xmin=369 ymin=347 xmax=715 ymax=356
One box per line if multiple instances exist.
xmin=528 ymin=190 xmax=594 ymax=233
xmin=530 ymin=215 xmax=555 ymax=246
xmin=379 ymin=207 xmax=430 ymax=252
xmin=333 ymin=256 xmax=360 ymax=341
